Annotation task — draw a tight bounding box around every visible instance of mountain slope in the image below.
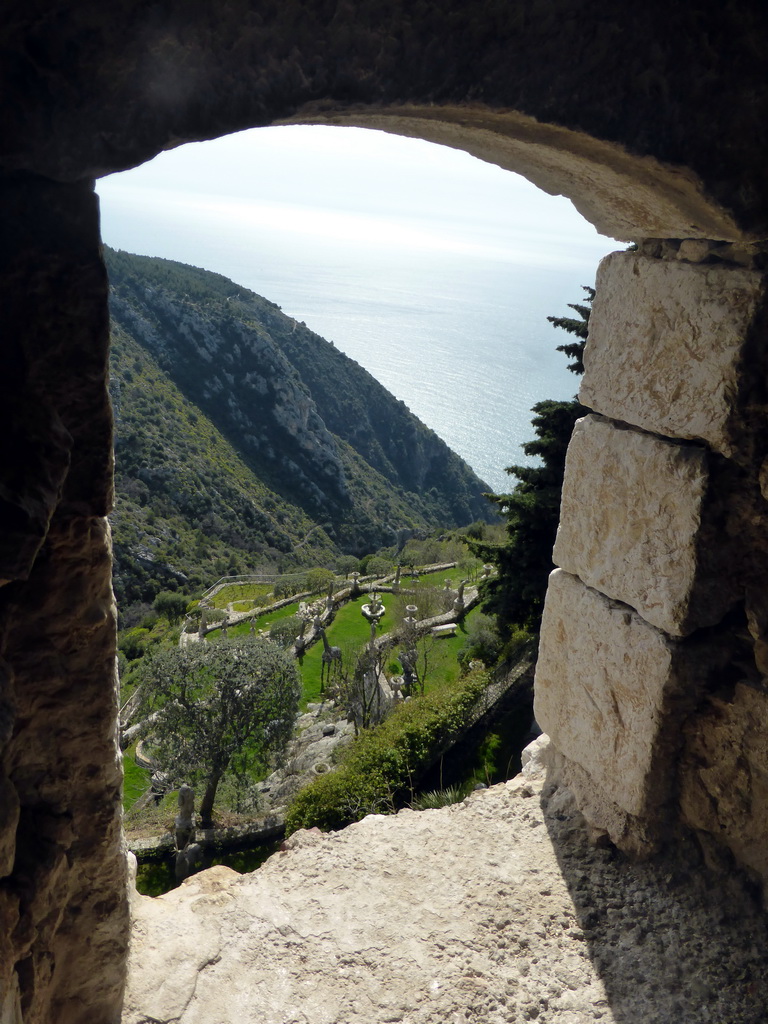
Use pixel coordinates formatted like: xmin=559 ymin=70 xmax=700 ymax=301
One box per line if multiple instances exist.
xmin=109 ymin=321 xmax=341 ymax=607
xmin=106 ymin=248 xmax=492 ymax=557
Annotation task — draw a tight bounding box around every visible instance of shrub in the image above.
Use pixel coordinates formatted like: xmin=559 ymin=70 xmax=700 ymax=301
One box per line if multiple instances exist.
xmin=457 ymin=613 xmax=503 ymax=671
xmin=285 ymin=666 xmax=490 ymax=834
xmin=305 ymin=567 xmax=335 ymax=594
xmin=119 ymin=627 xmax=151 ymax=662
xmin=269 ymin=615 xmax=304 ymax=648
xmin=410 ymin=784 xmax=469 ymax=811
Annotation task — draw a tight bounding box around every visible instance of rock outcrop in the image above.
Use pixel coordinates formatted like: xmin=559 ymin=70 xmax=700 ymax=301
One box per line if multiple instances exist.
xmin=122 ymin=740 xmax=768 ymax=1024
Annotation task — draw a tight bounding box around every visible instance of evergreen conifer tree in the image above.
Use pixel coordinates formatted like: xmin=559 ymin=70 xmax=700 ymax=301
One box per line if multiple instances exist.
xmin=469 ymin=289 xmax=593 ymax=637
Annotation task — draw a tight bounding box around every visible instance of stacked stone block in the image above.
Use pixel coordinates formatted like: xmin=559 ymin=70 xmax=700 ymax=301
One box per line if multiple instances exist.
xmin=535 ymin=250 xmax=768 ymax=886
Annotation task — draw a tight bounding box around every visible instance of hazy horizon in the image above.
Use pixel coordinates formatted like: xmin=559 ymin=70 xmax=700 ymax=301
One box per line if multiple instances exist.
xmin=97 ymin=126 xmax=618 ymax=491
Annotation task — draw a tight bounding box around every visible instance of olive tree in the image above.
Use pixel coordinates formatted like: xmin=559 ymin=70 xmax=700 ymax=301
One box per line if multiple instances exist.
xmin=138 ymin=636 xmax=300 ymax=826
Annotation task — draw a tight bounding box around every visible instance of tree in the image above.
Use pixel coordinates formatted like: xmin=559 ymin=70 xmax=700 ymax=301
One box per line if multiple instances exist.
xmin=365 ymin=554 xmax=394 ymax=577
xmin=546 ymin=285 xmax=594 ymax=375
xmin=305 ymin=566 xmax=335 ymax=594
xmin=335 ymin=554 xmax=361 ymax=577
xmin=469 ymin=289 xmax=592 ymax=637
xmin=153 ymin=590 xmax=190 ymax=623
xmin=138 ymin=636 xmax=300 ymax=826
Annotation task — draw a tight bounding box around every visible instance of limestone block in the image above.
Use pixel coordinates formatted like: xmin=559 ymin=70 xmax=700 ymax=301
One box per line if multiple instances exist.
xmin=534 ymin=570 xmax=723 ymax=826
xmin=679 ymin=682 xmax=768 ymax=890
xmin=581 ymin=252 xmax=766 ymax=458
xmin=553 ymin=415 xmax=735 ymax=637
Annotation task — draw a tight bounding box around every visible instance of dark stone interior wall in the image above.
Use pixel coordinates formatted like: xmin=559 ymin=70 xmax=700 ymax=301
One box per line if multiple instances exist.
xmin=3 ymin=1 xmax=768 ymax=231
xmin=1 ymin=2 xmax=767 ymax=1020
xmin=0 ymin=182 xmax=128 ymax=1022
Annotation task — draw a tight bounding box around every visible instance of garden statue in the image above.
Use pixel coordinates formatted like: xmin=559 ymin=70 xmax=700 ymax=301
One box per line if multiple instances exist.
xmin=319 ymin=627 xmax=342 ymax=693
xmin=399 ymin=647 xmax=417 ymax=694
xmin=174 ymin=784 xmax=195 ymax=852
xmin=175 ymin=842 xmax=204 ymax=884
xmin=453 ymin=580 xmax=468 ymax=614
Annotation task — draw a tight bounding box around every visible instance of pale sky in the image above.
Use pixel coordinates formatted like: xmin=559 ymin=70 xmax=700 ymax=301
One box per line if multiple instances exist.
xmin=96 ymin=126 xmax=619 ymax=491
xmin=97 ymin=125 xmax=616 ymax=268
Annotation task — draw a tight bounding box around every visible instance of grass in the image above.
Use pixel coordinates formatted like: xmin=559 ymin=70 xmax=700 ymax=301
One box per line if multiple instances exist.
xmin=410 ymin=784 xmax=469 ymax=810
xmin=297 ymin=595 xmax=381 ymax=707
xmin=122 ymin=744 xmax=151 ymax=811
xmin=208 ymin=582 xmax=275 ymax=610
xmin=206 ymin=601 xmax=302 ymax=640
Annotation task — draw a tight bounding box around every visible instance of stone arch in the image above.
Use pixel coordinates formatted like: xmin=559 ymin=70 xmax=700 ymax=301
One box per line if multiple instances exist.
xmin=2 ymin=4 xmax=768 ymax=1022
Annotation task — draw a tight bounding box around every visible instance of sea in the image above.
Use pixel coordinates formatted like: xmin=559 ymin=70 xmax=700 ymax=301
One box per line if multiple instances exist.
xmin=97 ymin=173 xmax=617 ymax=495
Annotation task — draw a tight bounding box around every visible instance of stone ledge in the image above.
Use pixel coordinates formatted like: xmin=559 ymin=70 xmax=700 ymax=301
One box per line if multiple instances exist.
xmin=122 ymin=740 xmax=768 ymax=1024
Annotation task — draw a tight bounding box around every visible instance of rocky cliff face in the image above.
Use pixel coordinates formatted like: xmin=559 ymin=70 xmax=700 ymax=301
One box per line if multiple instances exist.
xmin=107 ymin=249 xmax=493 ymax=556
xmin=108 ymin=258 xmax=349 ymax=511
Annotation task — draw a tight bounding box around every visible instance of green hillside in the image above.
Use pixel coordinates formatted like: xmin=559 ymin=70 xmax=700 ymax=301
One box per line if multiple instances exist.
xmin=106 ymin=248 xmax=494 ymax=612
xmin=109 ymin=321 xmax=339 ymax=607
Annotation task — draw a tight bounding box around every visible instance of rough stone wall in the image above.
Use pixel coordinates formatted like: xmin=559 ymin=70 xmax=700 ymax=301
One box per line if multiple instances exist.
xmin=535 ymin=246 xmax=768 ymax=891
xmin=0 ymin=179 xmax=128 ymax=1023
xmin=0 ymin=1 xmax=768 ymax=1018
xmin=4 ymin=2 xmax=768 ymax=240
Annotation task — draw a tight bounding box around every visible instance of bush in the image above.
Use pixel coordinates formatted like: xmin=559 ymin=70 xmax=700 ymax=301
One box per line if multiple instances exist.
xmin=410 ymin=784 xmax=469 ymax=811
xmin=365 ymin=555 xmax=394 ymax=578
xmin=305 ymin=567 xmax=335 ymax=594
xmin=119 ymin=627 xmax=151 ymax=662
xmin=285 ymin=667 xmax=491 ymax=834
xmin=153 ymin=590 xmax=190 ymax=623
xmin=269 ymin=615 xmax=304 ymax=648
xmin=457 ymin=613 xmax=503 ymax=671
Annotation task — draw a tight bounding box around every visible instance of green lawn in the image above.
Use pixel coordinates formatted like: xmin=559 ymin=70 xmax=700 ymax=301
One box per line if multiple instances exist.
xmin=297 ymin=597 xmax=480 ymax=708
xmin=206 ymin=601 xmax=301 ymax=640
xmin=122 ymin=744 xmax=151 ymax=810
xmin=208 ymin=582 xmax=275 ymax=610
xmin=297 ymin=596 xmax=380 ymax=707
